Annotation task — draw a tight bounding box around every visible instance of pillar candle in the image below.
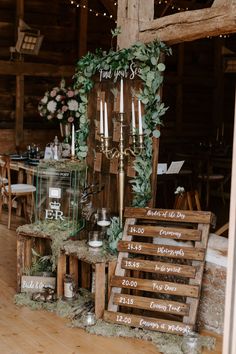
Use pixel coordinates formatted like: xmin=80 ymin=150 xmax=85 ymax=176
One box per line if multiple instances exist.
xmin=120 ymin=78 xmax=124 ymax=113
xmin=100 ymin=99 xmax=104 ymax=134
xmin=131 ymin=99 xmax=136 ymax=134
xmin=104 ymin=102 xmax=108 ymax=138
xmin=71 ymin=123 xmax=75 ymax=156
xmin=138 ymin=99 xmax=143 ymax=135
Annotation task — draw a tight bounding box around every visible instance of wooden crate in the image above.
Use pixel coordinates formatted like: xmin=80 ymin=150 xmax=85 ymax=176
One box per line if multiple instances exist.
xmin=16 ymin=227 xmax=53 ymax=293
xmin=104 ymin=207 xmax=213 ymax=335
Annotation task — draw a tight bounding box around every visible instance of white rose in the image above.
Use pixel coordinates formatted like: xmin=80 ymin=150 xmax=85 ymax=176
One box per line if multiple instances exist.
xmin=41 ymin=95 xmax=48 ymax=104
xmin=56 ymin=95 xmax=62 ymax=102
xmin=68 ymin=99 xmax=78 ymax=111
xmin=47 ymin=101 xmax=57 ymax=113
xmin=57 ymin=113 xmax=63 ymax=120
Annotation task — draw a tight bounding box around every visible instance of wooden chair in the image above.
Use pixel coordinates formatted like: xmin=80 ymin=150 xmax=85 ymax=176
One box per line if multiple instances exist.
xmin=174 ymin=190 xmax=201 ymax=211
xmin=0 ymin=155 xmax=36 ymax=229
xmin=215 ymin=222 xmax=229 ymax=236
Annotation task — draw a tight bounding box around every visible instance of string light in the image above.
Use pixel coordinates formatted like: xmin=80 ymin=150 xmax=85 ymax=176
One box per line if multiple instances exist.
xmin=68 ymin=0 xmax=230 ymax=38
xmin=69 ymin=0 xmax=117 ymax=21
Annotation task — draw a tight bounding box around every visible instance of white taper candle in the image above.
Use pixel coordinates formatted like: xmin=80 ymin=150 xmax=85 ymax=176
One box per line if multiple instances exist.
xmin=131 ymin=99 xmax=136 ymax=134
xmin=100 ymin=99 xmax=104 ymax=134
xmin=120 ymin=78 xmax=124 ymax=113
xmin=138 ymin=99 xmax=143 ymax=135
xmin=71 ymin=123 xmax=75 ymax=156
xmin=104 ymin=102 xmax=108 ymax=138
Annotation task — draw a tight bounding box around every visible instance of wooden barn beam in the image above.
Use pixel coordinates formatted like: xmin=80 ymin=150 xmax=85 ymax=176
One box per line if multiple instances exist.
xmin=0 ymin=61 xmax=74 ymax=77
xmin=139 ymin=1 xmax=236 ymax=45
xmin=117 ymin=0 xmax=154 ymax=49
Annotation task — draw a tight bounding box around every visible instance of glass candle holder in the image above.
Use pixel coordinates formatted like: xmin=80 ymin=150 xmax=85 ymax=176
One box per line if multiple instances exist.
xmin=96 ymin=208 xmax=111 ymax=227
xmin=181 ymin=332 xmax=201 ymax=354
xmin=83 ymin=311 xmax=96 ymax=326
xmin=88 ymin=231 xmax=103 ymax=248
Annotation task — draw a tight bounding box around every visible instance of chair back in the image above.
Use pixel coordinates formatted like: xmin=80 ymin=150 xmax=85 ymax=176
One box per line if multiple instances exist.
xmin=0 ymin=155 xmax=11 ymax=195
xmin=174 ymin=190 xmax=201 ymax=211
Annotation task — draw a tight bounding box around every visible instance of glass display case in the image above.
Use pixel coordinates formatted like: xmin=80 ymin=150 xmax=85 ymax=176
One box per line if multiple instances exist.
xmin=35 ymin=160 xmax=87 ymax=237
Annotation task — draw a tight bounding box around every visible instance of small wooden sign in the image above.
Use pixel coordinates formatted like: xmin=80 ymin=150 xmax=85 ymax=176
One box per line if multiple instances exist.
xmin=109 ymin=158 xmax=119 ymax=174
xmin=97 ymin=91 xmax=105 ymax=110
xmin=127 ymin=156 xmax=136 ymax=178
xmin=21 ymin=275 xmax=56 ymax=293
xmin=94 ymin=119 xmax=100 ymax=141
xmin=94 ymin=152 xmax=102 ymax=172
xmin=114 ymin=93 xmax=120 ymax=112
xmin=113 ymin=121 xmax=121 ymax=142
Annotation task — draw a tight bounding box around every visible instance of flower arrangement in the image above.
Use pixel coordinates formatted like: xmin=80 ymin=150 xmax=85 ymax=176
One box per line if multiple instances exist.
xmin=174 ymin=186 xmax=185 ymax=195
xmin=38 ymin=79 xmax=81 ymax=125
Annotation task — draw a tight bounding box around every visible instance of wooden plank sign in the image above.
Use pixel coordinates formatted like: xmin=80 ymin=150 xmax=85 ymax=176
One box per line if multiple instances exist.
xmin=104 ymin=311 xmax=193 ymax=335
xmin=124 ymin=207 xmax=212 ymax=224
xmin=21 ymin=275 xmax=56 ymax=293
xmin=106 ymin=207 xmax=212 ymax=335
xmin=121 ymin=258 xmax=196 ymax=278
xmin=118 ymin=241 xmax=205 ymax=261
xmin=111 ymin=275 xmax=199 ymax=297
xmin=113 ymin=293 xmax=190 ymax=316
xmin=127 ymin=224 xmax=202 ymax=241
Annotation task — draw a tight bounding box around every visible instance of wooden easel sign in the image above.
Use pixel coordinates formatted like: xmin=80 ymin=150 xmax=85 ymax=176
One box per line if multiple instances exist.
xmin=104 ymin=207 xmax=212 ymax=335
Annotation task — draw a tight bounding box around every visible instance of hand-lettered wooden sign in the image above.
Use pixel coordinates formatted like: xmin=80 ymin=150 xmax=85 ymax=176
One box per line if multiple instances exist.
xmin=105 ymin=207 xmax=212 ymax=334
xmin=21 ymin=275 xmax=56 ymax=293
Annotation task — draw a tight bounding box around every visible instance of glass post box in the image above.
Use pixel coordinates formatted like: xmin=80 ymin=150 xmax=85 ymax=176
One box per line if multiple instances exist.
xmin=35 ymin=160 xmax=87 ymax=237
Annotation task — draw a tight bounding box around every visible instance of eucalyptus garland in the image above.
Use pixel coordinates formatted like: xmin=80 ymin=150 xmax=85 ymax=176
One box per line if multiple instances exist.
xmin=74 ymin=40 xmax=171 ymax=206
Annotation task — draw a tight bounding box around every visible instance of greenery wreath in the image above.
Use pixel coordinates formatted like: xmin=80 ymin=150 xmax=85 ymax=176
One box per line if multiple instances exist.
xmin=74 ymin=36 xmax=171 ymax=207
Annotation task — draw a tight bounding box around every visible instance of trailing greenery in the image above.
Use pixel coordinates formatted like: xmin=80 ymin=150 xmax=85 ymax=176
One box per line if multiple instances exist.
xmin=106 ymin=216 xmax=123 ymax=254
xmin=24 ymin=249 xmax=54 ymax=276
xmin=74 ymin=38 xmax=171 ymax=206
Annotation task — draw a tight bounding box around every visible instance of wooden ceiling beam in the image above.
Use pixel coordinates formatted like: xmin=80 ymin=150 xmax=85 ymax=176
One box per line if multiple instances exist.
xmin=139 ymin=2 xmax=236 ymax=44
xmin=0 ymin=60 xmax=75 ymax=77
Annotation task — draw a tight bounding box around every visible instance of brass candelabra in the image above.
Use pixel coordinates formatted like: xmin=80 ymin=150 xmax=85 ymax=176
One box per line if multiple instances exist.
xmin=99 ymin=112 xmax=144 ymax=227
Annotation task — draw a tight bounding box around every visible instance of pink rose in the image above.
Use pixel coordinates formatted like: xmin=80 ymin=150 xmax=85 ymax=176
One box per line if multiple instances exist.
xmin=50 ymin=90 xmax=57 ymax=97
xmin=68 ymin=117 xmax=74 ymax=123
xmin=67 ymin=90 xmax=74 ymax=97
xmin=62 ymin=105 xmax=68 ymax=112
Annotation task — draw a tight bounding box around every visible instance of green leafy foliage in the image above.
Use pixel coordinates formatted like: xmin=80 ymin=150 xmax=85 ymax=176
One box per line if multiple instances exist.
xmin=106 ymin=217 xmax=123 ymax=254
xmin=74 ymin=38 xmax=171 ymax=205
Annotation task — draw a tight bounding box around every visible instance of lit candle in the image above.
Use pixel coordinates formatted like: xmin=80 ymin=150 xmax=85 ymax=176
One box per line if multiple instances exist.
xmin=221 ymin=122 xmax=224 ymax=138
xmin=100 ymin=99 xmax=104 ymax=134
xmin=131 ymin=99 xmax=136 ymax=134
xmin=138 ymin=99 xmax=143 ymax=135
xmin=71 ymin=123 xmax=75 ymax=157
xmin=104 ymin=102 xmax=108 ymax=138
xmin=120 ymin=78 xmax=124 ymax=113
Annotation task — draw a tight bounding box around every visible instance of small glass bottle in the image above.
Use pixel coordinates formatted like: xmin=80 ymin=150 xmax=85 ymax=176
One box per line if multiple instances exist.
xmin=53 ymin=136 xmax=59 ymax=160
xmin=181 ymin=331 xmax=201 ymax=354
xmin=63 ymin=274 xmax=74 ymax=300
